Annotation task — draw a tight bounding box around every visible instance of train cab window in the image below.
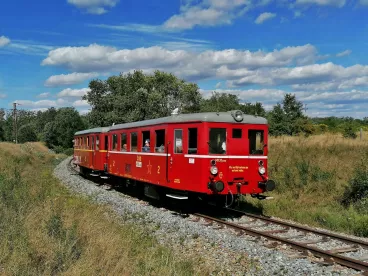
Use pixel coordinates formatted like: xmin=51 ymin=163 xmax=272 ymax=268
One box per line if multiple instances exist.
xmin=155 ymin=129 xmax=165 ymax=153
xmin=249 ymin=130 xmax=264 ymax=155
xmin=131 ymin=132 xmax=138 ymax=152
xmin=188 ymin=128 xmax=197 ymax=154
xmin=208 ymin=128 xmax=226 ymax=154
xmin=104 ymin=135 xmax=108 ymax=151
xmin=142 ymin=131 xmax=151 ymax=152
xmin=232 ymin=129 xmax=242 ymax=138
xmin=112 ymin=134 xmax=118 ymax=151
xmin=174 ymin=129 xmax=183 ymax=154
xmin=121 ymin=133 xmax=127 ymax=151
xmin=96 ymin=136 xmax=100 ymax=150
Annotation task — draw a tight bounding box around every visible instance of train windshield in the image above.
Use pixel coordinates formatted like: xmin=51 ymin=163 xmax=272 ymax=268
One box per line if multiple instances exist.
xmin=249 ymin=129 xmax=264 ymax=155
xmin=208 ymin=128 xmax=226 ymax=154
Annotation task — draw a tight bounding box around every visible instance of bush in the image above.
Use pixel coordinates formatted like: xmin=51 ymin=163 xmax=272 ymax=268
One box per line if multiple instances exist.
xmin=341 ymin=156 xmax=368 ymax=206
xmin=63 ymin=148 xmax=74 ymax=156
xmin=342 ymin=125 xmax=357 ymax=139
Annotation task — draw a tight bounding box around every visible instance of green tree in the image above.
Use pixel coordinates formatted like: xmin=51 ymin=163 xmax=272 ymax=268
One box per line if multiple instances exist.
xmin=239 ymin=102 xmax=266 ymax=117
xmin=83 ymin=70 xmax=202 ymax=127
xmin=200 ymin=92 xmax=240 ymax=112
xmin=17 ymin=124 xmax=38 ymax=143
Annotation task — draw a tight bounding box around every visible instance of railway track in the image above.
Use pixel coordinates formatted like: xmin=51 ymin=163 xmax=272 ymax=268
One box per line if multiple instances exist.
xmin=192 ymin=209 xmax=368 ymax=275
xmin=68 ymin=159 xmax=368 ymax=274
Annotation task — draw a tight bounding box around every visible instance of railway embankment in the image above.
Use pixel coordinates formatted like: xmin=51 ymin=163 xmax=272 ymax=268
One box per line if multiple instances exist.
xmin=54 ymin=157 xmax=361 ymax=275
xmin=0 ymin=142 xmax=213 ymax=275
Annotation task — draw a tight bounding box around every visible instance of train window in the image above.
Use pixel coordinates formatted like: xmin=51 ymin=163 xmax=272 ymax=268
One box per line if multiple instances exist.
xmin=249 ymin=130 xmax=264 ymax=155
xmin=87 ymin=136 xmax=89 ymax=148
xmin=142 ymin=131 xmax=150 ymax=152
xmin=121 ymin=133 xmax=127 ymax=151
xmin=112 ymin=134 xmax=118 ymax=151
xmin=232 ymin=129 xmax=242 ymax=139
xmin=155 ymin=129 xmax=165 ymax=153
xmin=96 ymin=136 xmax=100 ymax=150
xmin=131 ymin=132 xmax=138 ymax=152
xmin=92 ymin=136 xmax=95 ymax=150
xmin=188 ymin=128 xmax=197 ymax=154
xmin=208 ymin=128 xmax=226 ymax=154
xmin=104 ymin=135 xmax=108 ymax=151
xmin=174 ymin=129 xmax=183 ymax=154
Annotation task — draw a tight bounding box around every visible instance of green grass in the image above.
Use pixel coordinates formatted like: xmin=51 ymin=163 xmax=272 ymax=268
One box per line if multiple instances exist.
xmin=0 ymin=142 xmax=220 ymax=275
xmin=243 ymin=133 xmax=368 ymax=237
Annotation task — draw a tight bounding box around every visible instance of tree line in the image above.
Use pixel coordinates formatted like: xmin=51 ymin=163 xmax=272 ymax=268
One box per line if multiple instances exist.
xmin=1 ymin=70 xmax=367 ymax=151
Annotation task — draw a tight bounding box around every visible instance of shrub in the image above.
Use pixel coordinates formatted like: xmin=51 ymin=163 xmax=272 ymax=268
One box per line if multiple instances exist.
xmin=342 ymin=125 xmax=357 ymax=139
xmin=63 ymin=148 xmax=74 ymax=156
xmin=341 ymin=156 xmax=368 ymax=206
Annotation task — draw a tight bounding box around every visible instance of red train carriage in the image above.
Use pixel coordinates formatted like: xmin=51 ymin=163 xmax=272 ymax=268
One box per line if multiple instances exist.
xmin=81 ymin=110 xmax=275 ymax=205
xmin=73 ymin=127 xmax=110 ymax=176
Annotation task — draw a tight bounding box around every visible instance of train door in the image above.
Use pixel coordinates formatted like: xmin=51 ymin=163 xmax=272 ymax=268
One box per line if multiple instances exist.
xmin=168 ymin=127 xmax=187 ymax=187
xmin=226 ymin=126 xmax=249 ymax=186
xmin=91 ymin=135 xmax=95 ymax=169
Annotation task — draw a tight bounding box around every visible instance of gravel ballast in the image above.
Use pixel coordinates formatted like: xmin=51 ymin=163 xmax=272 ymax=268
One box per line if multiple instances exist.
xmin=54 ymin=157 xmax=363 ymax=276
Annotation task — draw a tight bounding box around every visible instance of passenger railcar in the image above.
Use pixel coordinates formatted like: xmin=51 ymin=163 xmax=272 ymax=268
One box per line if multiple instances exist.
xmin=73 ymin=111 xmax=275 ymax=205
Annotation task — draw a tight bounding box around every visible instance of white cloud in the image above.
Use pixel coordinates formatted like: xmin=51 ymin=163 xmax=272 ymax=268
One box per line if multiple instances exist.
xmin=255 ymin=12 xmax=276 ymax=24
xmin=67 ymin=0 xmax=119 ymax=14
xmin=15 ymin=99 xmax=68 ymax=108
xmin=45 ymin=72 xmax=99 ymax=87
xmin=162 ymin=0 xmax=251 ymax=31
xmin=0 ymin=93 xmax=7 ymax=99
xmin=57 ymin=88 xmax=91 ymax=98
xmin=295 ymin=0 xmax=346 ymax=7
xmin=215 ymin=82 xmax=222 ymax=88
xmin=0 ymin=36 xmax=10 ymax=47
xmin=336 ymin=49 xmax=351 ymax=57
xmin=41 ymin=43 xmax=319 ymax=75
xmin=73 ymin=99 xmax=90 ymax=107
xmin=360 ymin=0 xmax=368 ymax=5
xmin=37 ymin=92 xmax=50 ymax=98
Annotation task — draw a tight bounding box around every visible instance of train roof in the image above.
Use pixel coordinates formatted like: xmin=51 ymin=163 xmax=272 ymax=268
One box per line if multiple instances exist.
xmin=110 ymin=111 xmax=267 ymax=131
xmin=75 ymin=126 xmax=111 ymax=136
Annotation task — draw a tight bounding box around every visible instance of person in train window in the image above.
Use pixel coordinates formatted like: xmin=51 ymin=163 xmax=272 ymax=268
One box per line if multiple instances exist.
xmin=143 ymin=139 xmax=150 ymax=152
xmin=221 ymin=141 xmax=226 ymax=153
xmin=122 ymin=144 xmax=127 ymax=151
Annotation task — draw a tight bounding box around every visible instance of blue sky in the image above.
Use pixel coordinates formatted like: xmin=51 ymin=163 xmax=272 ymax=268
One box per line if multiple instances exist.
xmin=1 ymin=0 xmax=368 ymax=118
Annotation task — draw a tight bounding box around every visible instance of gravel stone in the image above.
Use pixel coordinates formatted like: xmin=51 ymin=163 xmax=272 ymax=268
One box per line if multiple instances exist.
xmin=54 ymin=157 xmax=364 ymax=276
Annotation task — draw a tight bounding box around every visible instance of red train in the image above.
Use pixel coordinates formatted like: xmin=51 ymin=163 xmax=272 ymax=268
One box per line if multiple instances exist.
xmin=73 ymin=110 xmax=275 ymax=206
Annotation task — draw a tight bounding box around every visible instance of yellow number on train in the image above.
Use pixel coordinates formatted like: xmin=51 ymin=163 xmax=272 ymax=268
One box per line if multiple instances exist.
xmin=157 ymin=166 xmax=160 ymax=174
xmin=137 ymin=156 xmax=142 ymax=162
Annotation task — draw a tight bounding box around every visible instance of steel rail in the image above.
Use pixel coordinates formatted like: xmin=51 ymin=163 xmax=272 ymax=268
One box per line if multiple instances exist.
xmin=226 ymin=207 xmax=368 ymax=249
xmin=194 ymin=213 xmax=368 ymax=273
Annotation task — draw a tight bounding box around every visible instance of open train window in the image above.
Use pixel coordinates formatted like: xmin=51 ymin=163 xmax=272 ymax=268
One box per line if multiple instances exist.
xmin=142 ymin=131 xmax=150 ymax=152
xmin=104 ymin=135 xmax=108 ymax=151
xmin=86 ymin=136 xmax=89 ymax=149
xmin=112 ymin=134 xmax=118 ymax=151
xmin=131 ymin=132 xmax=137 ymax=152
xmin=92 ymin=136 xmax=95 ymax=150
xmin=96 ymin=136 xmax=100 ymax=150
xmin=155 ymin=129 xmax=165 ymax=153
xmin=188 ymin=128 xmax=197 ymax=154
xmin=208 ymin=128 xmax=226 ymax=154
xmin=232 ymin=129 xmax=242 ymax=138
xmin=249 ymin=130 xmax=264 ymax=155
xmin=174 ymin=129 xmax=183 ymax=154
xmin=121 ymin=133 xmax=127 ymax=151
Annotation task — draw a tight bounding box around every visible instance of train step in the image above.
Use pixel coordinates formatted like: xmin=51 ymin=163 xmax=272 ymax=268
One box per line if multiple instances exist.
xmin=166 ymin=194 xmax=188 ymax=200
xmin=100 ymin=176 xmax=109 ymax=179
xmin=90 ymin=173 xmax=99 ymax=177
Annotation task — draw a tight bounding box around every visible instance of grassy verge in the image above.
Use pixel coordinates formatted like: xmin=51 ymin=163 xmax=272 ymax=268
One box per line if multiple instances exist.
xmin=243 ymin=133 xmax=368 ymax=237
xmin=0 ymin=142 xmax=212 ymax=275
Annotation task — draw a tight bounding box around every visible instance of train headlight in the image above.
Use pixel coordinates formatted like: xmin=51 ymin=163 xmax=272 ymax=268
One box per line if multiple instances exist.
xmin=258 ymin=166 xmax=266 ymax=175
xmin=210 ymin=166 xmax=218 ymax=175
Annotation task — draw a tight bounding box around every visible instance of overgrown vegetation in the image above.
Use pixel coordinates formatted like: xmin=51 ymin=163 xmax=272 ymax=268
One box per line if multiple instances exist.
xmin=0 ymin=142 xmax=215 ymax=275
xmin=244 ymin=134 xmax=368 ymax=237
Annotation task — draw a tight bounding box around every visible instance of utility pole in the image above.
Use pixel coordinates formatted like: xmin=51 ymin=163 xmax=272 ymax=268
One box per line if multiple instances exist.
xmin=13 ymin=102 xmax=19 ymax=144
xmin=304 ymin=103 xmax=308 ymax=114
